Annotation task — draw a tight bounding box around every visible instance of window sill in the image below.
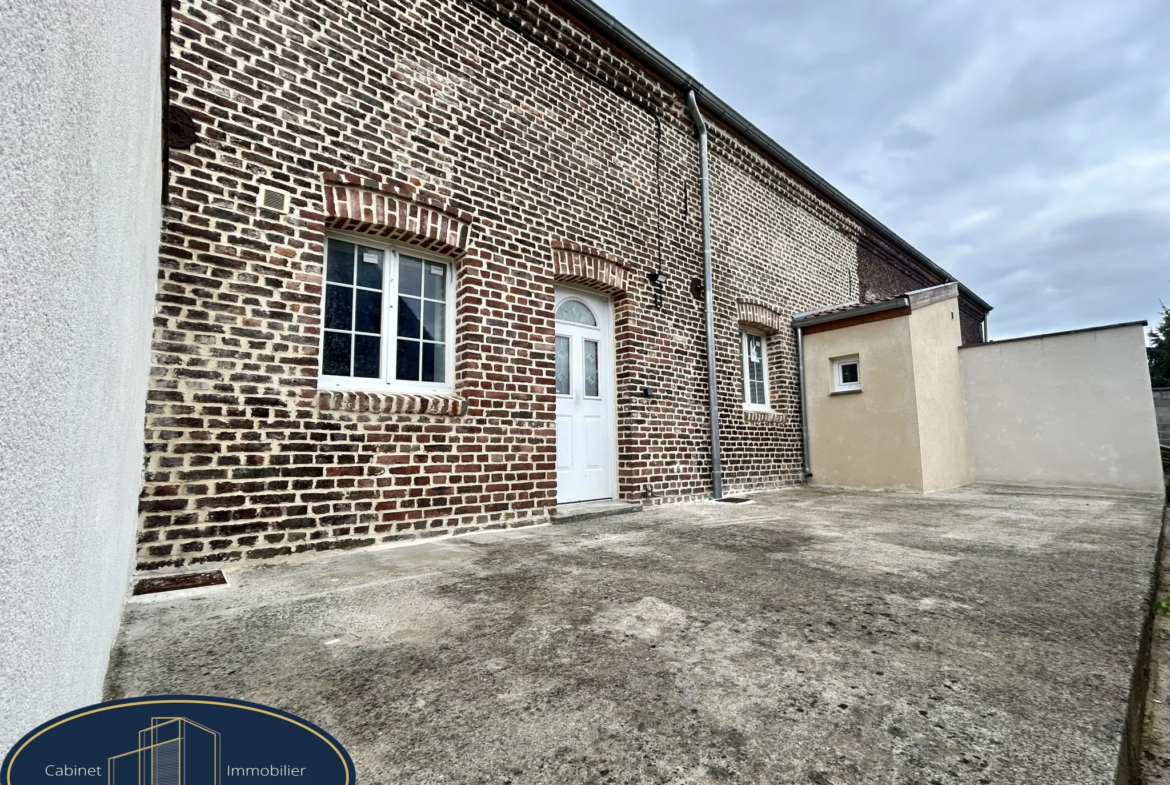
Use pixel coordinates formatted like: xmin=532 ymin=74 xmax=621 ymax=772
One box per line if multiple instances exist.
xmin=830 ymin=389 xmax=863 ymax=396
xmin=317 ymin=390 xmax=466 ymax=416
xmin=318 ymin=377 xmax=454 ymax=395
xmin=742 ymin=407 xmax=787 ymax=424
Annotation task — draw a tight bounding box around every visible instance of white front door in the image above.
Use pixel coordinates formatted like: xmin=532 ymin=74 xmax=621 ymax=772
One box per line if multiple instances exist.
xmin=555 ymin=287 xmax=615 ymax=503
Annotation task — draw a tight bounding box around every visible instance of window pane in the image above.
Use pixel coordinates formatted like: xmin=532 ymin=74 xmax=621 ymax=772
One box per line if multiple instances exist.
xmin=354 ymin=335 xmax=380 ymax=378
xmin=327 ymin=240 xmax=355 ymax=284
xmin=748 ymin=336 xmax=763 ymax=378
xmin=751 ymin=358 xmax=765 ymax=385
xmin=745 ymin=334 xmax=766 ymax=405
xmin=584 ymin=339 xmax=599 ymax=397
xmin=556 ymin=299 xmax=597 ymax=326
xmin=396 ymin=339 xmax=420 ymax=381
xmin=399 ymin=256 xmax=423 ymax=296
xmin=746 ymin=334 xmax=762 ymax=364
xmin=322 ymin=331 xmax=350 ymax=376
xmin=357 ymin=247 xmax=383 ymax=289
xmin=355 ymin=290 xmax=382 ymax=334
xmin=555 ymin=336 xmax=570 ymax=395
xmin=423 ymin=301 xmax=445 ymax=342
xmin=324 ymin=284 xmax=353 ymax=331
xmin=424 ymin=262 xmax=446 ymax=300
xmin=422 ymin=343 xmax=445 ymax=383
xmin=398 ymin=296 xmax=421 ymax=339
xmin=841 ymin=362 xmax=859 ymax=385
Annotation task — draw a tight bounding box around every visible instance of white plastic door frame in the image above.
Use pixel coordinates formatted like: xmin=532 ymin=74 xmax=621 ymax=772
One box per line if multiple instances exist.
xmin=554 ymin=286 xmax=617 ymax=504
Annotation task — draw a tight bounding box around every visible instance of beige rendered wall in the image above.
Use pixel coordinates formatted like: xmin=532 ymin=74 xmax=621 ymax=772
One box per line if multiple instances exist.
xmin=804 ymin=315 xmax=925 ymax=491
xmin=908 ymin=298 xmax=972 ymax=492
xmin=960 ymin=323 xmax=1164 ymax=492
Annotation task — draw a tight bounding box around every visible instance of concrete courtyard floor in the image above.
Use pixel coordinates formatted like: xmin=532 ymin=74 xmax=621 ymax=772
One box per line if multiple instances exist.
xmin=105 ymin=484 xmax=1165 ymax=784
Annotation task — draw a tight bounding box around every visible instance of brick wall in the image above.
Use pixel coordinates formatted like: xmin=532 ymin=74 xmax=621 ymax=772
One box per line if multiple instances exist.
xmin=857 ymin=239 xmax=986 ymax=345
xmin=138 ymin=0 xmax=987 ymax=571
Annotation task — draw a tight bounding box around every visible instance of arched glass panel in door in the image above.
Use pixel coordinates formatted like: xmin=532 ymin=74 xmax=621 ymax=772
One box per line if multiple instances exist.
xmin=556 ymin=299 xmax=597 ymax=326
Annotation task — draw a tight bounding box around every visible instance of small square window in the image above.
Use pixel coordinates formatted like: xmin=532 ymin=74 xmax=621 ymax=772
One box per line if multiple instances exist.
xmin=833 ymin=356 xmax=861 ymax=393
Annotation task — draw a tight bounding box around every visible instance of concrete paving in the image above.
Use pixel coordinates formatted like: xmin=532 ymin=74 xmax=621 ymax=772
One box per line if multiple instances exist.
xmin=105 ymin=484 xmax=1165 ymax=784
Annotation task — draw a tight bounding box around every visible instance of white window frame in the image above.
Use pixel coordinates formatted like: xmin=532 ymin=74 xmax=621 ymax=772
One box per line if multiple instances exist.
xmin=317 ymin=233 xmax=456 ymax=395
xmin=740 ymin=330 xmax=771 ymax=411
xmin=833 ymin=355 xmax=862 ymax=393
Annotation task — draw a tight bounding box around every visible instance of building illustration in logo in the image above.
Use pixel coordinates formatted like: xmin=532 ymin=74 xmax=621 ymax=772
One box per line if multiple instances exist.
xmin=108 ymin=717 xmax=221 ymax=785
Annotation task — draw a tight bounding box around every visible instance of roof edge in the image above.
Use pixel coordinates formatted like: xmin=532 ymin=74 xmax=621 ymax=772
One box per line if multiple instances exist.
xmin=550 ymin=0 xmax=993 ymax=313
xmin=792 ymin=297 xmax=910 ymax=329
xmin=958 ymin=320 xmax=1149 ymax=349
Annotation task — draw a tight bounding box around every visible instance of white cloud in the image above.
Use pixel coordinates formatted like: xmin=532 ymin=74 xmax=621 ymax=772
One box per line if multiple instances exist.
xmin=594 ymin=0 xmax=1170 ymax=339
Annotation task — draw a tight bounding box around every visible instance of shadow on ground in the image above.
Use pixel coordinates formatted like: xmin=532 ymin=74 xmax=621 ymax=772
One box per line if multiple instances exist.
xmin=105 ymin=485 xmax=1164 ymax=784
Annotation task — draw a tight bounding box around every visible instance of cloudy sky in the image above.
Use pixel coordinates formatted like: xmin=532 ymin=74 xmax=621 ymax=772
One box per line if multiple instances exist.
xmin=596 ymin=0 xmax=1170 ymax=340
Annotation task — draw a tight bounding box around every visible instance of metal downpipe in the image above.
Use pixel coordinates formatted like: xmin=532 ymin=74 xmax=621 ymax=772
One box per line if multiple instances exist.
xmin=796 ymin=326 xmax=812 ymax=478
xmin=686 ymin=89 xmax=723 ymax=499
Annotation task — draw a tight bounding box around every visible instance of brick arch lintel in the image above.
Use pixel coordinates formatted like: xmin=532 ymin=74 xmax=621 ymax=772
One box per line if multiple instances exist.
xmin=737 ymin=298 xmax=785 ymax=335
xmin=321 ymin=173 xmax=474 ymax=257
xmin=552 ymin=241 xmax=628 ymax=295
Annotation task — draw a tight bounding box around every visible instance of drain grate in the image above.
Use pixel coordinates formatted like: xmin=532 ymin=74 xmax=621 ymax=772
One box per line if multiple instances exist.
xmin=713 ymin=497 xmax=752 ymax=504
xmin=133 ymin=570 xmax=227 ymax=596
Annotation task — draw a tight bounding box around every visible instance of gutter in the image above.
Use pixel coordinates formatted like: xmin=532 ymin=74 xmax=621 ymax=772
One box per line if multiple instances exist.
xmin=551 ymin=0 xmax=993 ymax=314
xmin=686 ymin=90 xmax=723 ymax=500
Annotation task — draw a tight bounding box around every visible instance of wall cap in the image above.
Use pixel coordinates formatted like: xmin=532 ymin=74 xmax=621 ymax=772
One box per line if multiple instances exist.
xmin=959 ymin=320 xmax=1149 ymax=349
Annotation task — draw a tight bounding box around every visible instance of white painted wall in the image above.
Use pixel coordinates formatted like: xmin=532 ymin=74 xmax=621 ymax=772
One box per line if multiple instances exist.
xmin=0 ymin=0 xmax=161 ymax=753
xmin=960 ymin=324 xmax=1163 ymax=492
